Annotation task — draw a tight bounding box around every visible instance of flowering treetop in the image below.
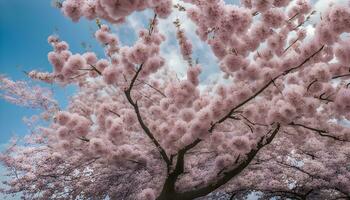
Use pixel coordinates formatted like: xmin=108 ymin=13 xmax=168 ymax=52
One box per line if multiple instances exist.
xmin=1 ymin=0 xmax=350 ymax=199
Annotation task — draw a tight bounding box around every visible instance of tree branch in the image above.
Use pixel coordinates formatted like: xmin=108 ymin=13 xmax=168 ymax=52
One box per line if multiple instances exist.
xmin=158 ymin=138 xmax=202 ymax=197
xmin=209 ymin=45 xmax=324 ymax=133
xmin=289 ymin=122 xmax=349 ymax=142
xmin=177 ymin=123 xmax=281 ymax=200
xmin=332 ymin=73 xmax=350 ymax=79
xmin=124 ymin=65 xmax=171 ymax=168
xmin=306 ymin=79 xmax=318 ymax=91
xmin=157 ymin=46 xmax=326 ymax=199
xmin=137 ymin=79 xmax=167 ymax=97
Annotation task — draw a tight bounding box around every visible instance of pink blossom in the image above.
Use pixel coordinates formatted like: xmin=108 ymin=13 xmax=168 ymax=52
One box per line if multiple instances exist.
xmin=83 ymin=52 xmax=97 ymax=65
xmin=327 ymin=4 xmax=350 ymax=34
xmin=209 ymin=39 xmax=227 ymax=59
xmin=203 ymin=1 xmax=223 ymax=26
xmin=159 ymin=98 xmax=170 ymax=111
xmin=180 ymin=108 xmax=195 ymax=122
xmin=251 ymin=22 xmax=273 ymax=41
xmin=176 ymin=28 xmax=193 ymax=61
xmin=335 ymin=39 xmax=350 ymax=65
xmin=57 ymin=126 xmax=70 ymax=139
xmin=197 ymin=108 xmax=213 ymax=122
xmin=144 ymin=56 xmax=165 ymax=74
xmin=273 ymin=0 xmax=289 ymax=7
xmin=231 ymin=136 xmax=250 ymax=152
xmin=122 ymin=109 xmax=137 ymax=126
xmin=253 ymin=0 xmax=273 ymax=13
xmin=278 ymin=101 xmax=297 ymax=121
xmin=315 ymin=23 xmax=338 ymax=45
xmin=63 ymin=54 xmax=86 ymax=73
xmin=240 ymin=0 xmax=252 ymax=8
xmin=335 ymin=88 xmax=350 ymax=112
xmin=28 ymin=71 xmax=55 ymax=83
xmin=108 ymin=118 xmax=123 ymax=138
xmin=226 ymin=5 xmax=252 ymax=33
xmin=82 ymin=0 xmax=97 ymax=20
xmin=102 ymin=65 xmax=120 ymax=84
xmin=215 ymin=154 xmax=233 ymax=169
xmin=128 ymin=43 xmax=149 ymax=64
xmin=47 ymin=35 xmax=59 ymax=44
xmin=262 ymin=8 xmax=286 ymax=28
xmin=96 ymin=59 xmax=110 ymax=72
xmin=48 ymin=52 xmax=64 ymax=73
xmin=95 ymin=29 xmax=111 ymax=44
xmin=139 ymin=188 xmax=156 ymax=200
xmin=187 ymin=65 xmax=201 ymax=86
xmin=54 ymin=41 xmax=69 ymax=52
xmin=283 ymin=84 xmax=305 ymax=106
xmin=89 ymin=138 xmax=105 ymax=154
xmin=56 ymin=111 xmax=71 ymax=126
xmin=154 ymin=0 xmax=172 ymax=18
xmin=172 ymin=121 xmax=187 ymax=138
xmin=222 ymin=54 xmax=247 ymax=72
xmin=62 ymin=0 xmax=83 ymax=22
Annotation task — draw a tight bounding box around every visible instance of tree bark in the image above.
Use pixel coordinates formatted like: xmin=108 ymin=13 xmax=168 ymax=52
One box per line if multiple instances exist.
xmin=156 ymin=124 xmax=281 ymax=200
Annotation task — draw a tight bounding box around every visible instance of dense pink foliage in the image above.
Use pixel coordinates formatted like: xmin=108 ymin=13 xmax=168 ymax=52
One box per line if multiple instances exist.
xmin=1 ymin=0 xmax=350 ymax=200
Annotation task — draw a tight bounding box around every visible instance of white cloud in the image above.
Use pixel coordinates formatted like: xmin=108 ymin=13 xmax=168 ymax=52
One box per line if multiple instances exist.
xmin=161 ymin=46 xmax=189 ymax=76
xmin=157 ymin=0 xmax=219 ymax=80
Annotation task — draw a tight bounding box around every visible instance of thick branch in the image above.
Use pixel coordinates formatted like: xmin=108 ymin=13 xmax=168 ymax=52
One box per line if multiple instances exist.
xmin=209 ymin=45 xmax=324 ymax=133
xmin=209 ymin=77 xmax=278 ymax=133
xmin=177 ymin=123 xmax=280 ymax=200
xmin=157 ymin=46 xmax=325 ymax=199
xmin=157 ymin=139 xmax=202 ymax=198
xmin=124 ymin=65 xmax=171 ymax=167
xmin=283 ymin=45 xmax=324 ymax=74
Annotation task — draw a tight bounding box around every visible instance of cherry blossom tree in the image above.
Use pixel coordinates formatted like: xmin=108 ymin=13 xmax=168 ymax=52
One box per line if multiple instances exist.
xmin=1 ymin=0 xmax=350 ymax=199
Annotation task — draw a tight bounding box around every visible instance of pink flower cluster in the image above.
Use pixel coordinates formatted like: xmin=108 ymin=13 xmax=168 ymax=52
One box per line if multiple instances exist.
xmin=315 ymin=4 xmax=350 ymax=45
xmin=28 ymin=71 xmax=56 ymax=83
xmin=221 ymin=54 xmax=248 ymax=73
xmin=95 ymin=25 xmax=119 ymax=57
xmin=55 ymin=111 xmax=91 ymax=138
xmin=46 ymin=21 xmax=166 ymax=86
xmin=252 ymin=0 xmax=273 ymax=13
xmin=47 ymin=35 xmax=71 ymax=75
xmin=176 ymin=28 xmax=193 ymax=62
xmin=61 ymin=0 xmax=172 ymax=23
xmin=262 ymin=8 xmax=286 ymax=28
xmin=335 ymin=38 xmax=350 ymax=65
xmin=335 ymin=88 xmax=350 ymax=113
xmin=0 ymin=76 xmax=58 ymax=110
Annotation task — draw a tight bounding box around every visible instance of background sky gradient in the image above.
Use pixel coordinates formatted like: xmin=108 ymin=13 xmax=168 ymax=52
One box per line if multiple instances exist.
xmin=0 ymin=0 xmax=105 ymax=147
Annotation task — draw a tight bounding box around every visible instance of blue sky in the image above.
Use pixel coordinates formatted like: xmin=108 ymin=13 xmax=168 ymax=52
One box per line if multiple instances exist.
xmin=0 ymin=0 xmax=105 ymax=146
xmin=0 ymin=0 xmax=164 ymax=150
